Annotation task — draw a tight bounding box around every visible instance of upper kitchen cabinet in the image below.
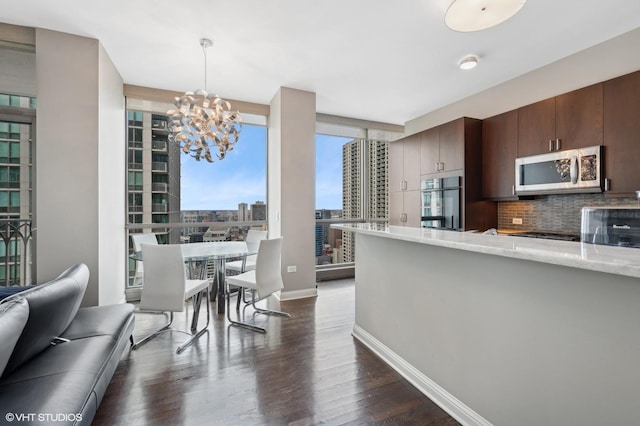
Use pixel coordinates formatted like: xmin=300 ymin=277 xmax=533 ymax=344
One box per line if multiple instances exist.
xmin=482 ymin=110 xmax=518 ymax=199
xmin=420 ymin=119 xmax=464 ymax=175
xmin=517 ymin=84 xmax=603 ymax=157
xmin=603 ymin=70 xmax=640 ymax=196
xmin=389 ymin=134 xmax=421 ymax=193
xmin=517 ymin=98 xmax=555 ymax=157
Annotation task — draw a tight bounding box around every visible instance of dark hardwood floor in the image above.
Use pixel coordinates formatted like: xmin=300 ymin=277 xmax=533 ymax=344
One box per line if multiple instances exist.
xmin=94 ymin=279 xmax=459 ymax=425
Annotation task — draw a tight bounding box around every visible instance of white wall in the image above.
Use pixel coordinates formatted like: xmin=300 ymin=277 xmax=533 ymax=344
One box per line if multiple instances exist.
xmin=36 ymin=29 xmax=125 ymax=306
xmin=269 ymin=87 xmax=317 ymax=300
xmin=98 ymin=43 xmax=126 ymax=305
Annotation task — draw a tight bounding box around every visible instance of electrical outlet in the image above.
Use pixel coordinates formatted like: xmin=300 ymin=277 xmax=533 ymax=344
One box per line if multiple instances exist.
xmin=287 ymin=265 xmax=297 ymax=273
xmin=512 ymin=218 xmax=523 ymax=225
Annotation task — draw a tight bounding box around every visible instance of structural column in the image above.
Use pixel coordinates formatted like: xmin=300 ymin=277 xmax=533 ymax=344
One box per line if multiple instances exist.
xmin=35 ymin=29 xmax=125 ymax=306
xmin=268 ymin=87 xmax=317 ymax=300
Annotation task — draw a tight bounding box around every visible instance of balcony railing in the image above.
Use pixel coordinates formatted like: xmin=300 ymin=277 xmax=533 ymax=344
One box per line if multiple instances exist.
xmin=152 ymin=182 xmax=168 ymax=192
xmin=152 ymin=141 xmax=167 ymax=151
xmin=152 ymin=203 xmax=168 ymax=213
xmin=151 ymin=162 xmax=167 ymax=172
xmin=0 ymin=219 xmax=33 ymax=287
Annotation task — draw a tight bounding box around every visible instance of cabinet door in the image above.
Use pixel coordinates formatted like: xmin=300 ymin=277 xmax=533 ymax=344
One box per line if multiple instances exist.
xmin=517 ymin=98 xmax=555 ymax=157
xmin=604 ymin=71 xmax=640 ymax=195
xmin=438 ymin=118 xmax=464 ymax=172
xmin=388 ymin=140 xmax=404 ymax=192
xmin=482 ymin=110 xmax=518 ymax=199
xmin=389 ymin=190 xmax=421 ymax=227
xmin=556 ymin=83 xmax=603 ymax=150
xmin=420 ymin=127 xmax=440 ymax=175
xmin=403 ymin=190 xmax=422 ymax=228
xmin=404 ymin=135 xmax=422 ymax=191
xmin=389 ymin=191 xmax=404 ymax=226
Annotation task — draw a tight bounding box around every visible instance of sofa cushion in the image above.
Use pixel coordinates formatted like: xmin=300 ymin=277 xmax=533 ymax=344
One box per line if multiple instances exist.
xmin=61 ymin=304 xmax=135 ymax=341
xmin=0 ymin=285 xmax=35 ymax=301
xmin=1 ymin=263 xmax=89 ymax=378
xmin=0 ymin=297 xmax=28 ymax=377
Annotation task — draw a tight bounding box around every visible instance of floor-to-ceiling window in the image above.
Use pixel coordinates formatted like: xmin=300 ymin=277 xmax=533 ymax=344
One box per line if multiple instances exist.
xmin=0 ymin=94 xmax=35 ymax=286
xmin=125 ymin=99 xmax=268 ymax=290
xmin=314 ymin=126 xmax=392 ymax=277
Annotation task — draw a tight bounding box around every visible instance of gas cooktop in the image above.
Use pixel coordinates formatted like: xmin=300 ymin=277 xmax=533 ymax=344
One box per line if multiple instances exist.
xmin=508 ymin=232 xmax=580 ymax=242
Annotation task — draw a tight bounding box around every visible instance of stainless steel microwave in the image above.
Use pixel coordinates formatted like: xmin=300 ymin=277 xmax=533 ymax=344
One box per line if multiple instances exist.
xmin=515 ymin=145 xmax=603 ymax=195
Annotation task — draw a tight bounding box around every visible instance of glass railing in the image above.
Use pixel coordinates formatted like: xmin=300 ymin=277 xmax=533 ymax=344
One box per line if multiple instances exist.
xmin=127 ymin=221 xmax=268 ymax=288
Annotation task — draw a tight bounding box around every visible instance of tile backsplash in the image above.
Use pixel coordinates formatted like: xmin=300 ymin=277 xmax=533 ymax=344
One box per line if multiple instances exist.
xmin=498 ymin=194 xmax=638 ymax=235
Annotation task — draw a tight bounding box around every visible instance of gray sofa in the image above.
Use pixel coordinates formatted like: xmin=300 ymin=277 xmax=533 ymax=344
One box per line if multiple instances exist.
xmin=0 ymin=264 xmax=135 ymax=425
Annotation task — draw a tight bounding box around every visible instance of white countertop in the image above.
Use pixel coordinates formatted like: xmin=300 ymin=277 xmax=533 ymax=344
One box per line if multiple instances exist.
xmin=332 ymin=223 xmax=640 ymax=279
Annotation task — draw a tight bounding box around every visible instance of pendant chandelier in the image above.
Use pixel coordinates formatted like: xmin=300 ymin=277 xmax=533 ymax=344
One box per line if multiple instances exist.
xmin=167 ymin=38 xmax=242 ymax=162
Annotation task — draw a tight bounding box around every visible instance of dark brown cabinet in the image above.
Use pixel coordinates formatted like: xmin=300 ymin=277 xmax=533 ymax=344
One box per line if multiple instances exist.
xmin=517 ymin=84 xmax=603 ymax=157
xmin=420 ymin=119 xmax=464 ymax=175
xmin=517 ymin=98 xmax=555 ymax=157
xmin=390 ymin=117 xmax=496 ymax=230
xmin=603 ymin=70 xmax=640 ymax=196
xmin=482 ymin=110 xmax=518 ymax=199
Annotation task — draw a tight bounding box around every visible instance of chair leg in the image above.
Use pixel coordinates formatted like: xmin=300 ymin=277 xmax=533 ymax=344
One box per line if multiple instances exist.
xmin=226 ymin=283 xmax=266 ymax=333
xmin=176 ymin=287 xmax=211 ymax=354
xmin=251 ymin=291 xmax=291 ymax=318
xmin=132 ymin=312 xmax=174 ymax=350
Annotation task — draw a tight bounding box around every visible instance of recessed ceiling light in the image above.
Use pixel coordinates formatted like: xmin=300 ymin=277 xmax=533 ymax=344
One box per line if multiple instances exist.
xmin=458 ymin=55 xmax=479 ymax=70
xmin=445 ymin=0 xmax=527 ymax=32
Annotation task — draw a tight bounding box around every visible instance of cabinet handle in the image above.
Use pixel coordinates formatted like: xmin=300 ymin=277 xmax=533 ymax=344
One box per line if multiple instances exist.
xmin=440 ymin=162 xmax=444 ymax=171
xmin=604 ymin=178 xmax=610 ymax=192
xmin=549 ymin=140 xmax=554 ymax=152
xmin=401 ymin=213 xmax=407 ymax=223
xmin=401 ymin=180 xmax=407 ymax=190
xmin=512 ymin=185 xmax=516 ymax=196
xmin=555 ymin=139 xmax=561 ymax=151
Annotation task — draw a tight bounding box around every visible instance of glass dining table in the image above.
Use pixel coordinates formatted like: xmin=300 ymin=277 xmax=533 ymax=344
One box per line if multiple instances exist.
xmin=134 ymin=240 xmax=258 ymax=315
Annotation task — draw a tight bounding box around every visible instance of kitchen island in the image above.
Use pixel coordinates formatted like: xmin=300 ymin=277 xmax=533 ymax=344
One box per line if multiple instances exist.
xmin=332 ymin=223 xmax=640 ymax=426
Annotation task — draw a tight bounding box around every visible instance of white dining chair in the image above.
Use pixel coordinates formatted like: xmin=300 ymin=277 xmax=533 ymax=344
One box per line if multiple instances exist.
xmin=226 ymin=237 xmax=290 ymax=333
xmin=130 ymin=232 xmax=158 ymax=286
xmin=225 ymin=229 xmax=268 ymax=274
xmin=132 ymin=243 xmax=210 ymax=354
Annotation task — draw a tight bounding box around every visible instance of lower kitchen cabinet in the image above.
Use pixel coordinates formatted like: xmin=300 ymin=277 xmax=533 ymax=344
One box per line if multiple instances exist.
xmin=389 ymin=190 xmax=421 ymax=227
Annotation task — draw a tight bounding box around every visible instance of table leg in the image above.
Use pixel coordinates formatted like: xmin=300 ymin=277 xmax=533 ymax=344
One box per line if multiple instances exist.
xmin=215 ymin=258 xmax=226 ymax=314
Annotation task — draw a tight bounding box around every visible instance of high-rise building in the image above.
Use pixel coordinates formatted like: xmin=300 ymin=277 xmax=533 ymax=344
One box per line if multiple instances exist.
xmin=127 ymin=110 xmax=181 ymax=279
xmin=238 ymin=202 xmax=249 ymax=221
xmin=367 ymin=140 xmax=389 ymax=220
xmin=315 ymin=209 xmax=332 ymax=257
xmin=0 ymin=94 xmax=34 ymax=285
xmin=250 ymin=201 xmax=267 ymax=221
xmin=341 ymin=139 xmax=388 ymax=262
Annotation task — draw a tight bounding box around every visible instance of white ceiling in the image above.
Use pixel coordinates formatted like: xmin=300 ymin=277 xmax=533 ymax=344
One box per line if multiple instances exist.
xmin=2 ymin=0 xmax=640 ymax=125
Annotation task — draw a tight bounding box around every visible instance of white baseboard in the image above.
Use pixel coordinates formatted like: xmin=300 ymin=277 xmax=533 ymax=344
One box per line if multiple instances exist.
xmin=276 ymin=287 xmax=318 ymax=301
xmin=352 ymin=324 xmax=492 ymax=426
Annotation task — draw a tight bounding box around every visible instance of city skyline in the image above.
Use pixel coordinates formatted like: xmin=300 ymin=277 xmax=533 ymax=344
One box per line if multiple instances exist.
xmin=180 ymin=125 xmax=352 ymax=211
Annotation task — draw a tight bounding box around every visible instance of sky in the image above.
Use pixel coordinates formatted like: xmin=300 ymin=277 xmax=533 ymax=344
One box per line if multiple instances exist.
xmin=180 ymin=124 xmax=351 ymax=211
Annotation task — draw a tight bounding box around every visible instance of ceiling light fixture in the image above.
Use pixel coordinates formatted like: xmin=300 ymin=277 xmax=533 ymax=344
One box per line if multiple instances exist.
xmin=458 ymin=55 xmax=479 ymax=70
xmin=167 ymin=38 xmax=242 ymax=163
xmin=445 ymin=0 xmax=527 ymax=32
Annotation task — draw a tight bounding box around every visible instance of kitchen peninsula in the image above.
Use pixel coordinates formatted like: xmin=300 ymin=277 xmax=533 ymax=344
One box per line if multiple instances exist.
xmin=333 ymin=223 xmax=640 ymax=426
